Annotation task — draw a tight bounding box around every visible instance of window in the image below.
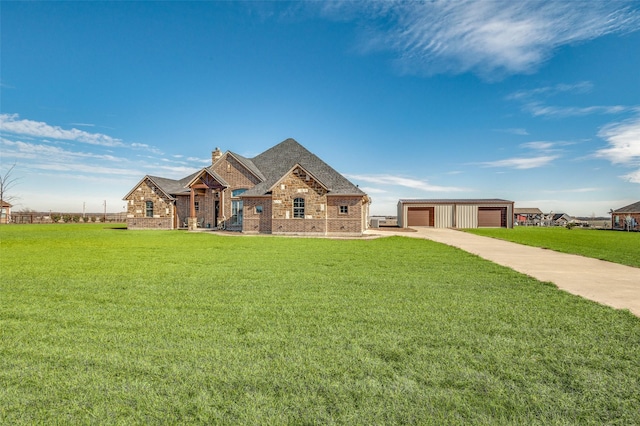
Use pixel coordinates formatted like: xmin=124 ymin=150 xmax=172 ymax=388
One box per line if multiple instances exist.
xmin=194 ymin=201 xmax=199 ymax=212
xmin=145 ymin=201 xmax=153 ymax=217
xmin=231 ymin=201 xmax=243 ymax=225
xmin=231 ymin=189 xmax=247 ymax=226
xmin=255 ymin=205 xmax=263 ymax=213
xmin=339 ymin=205 xmax=348 ymax=214
xmin=293 ymin=197 xmax=305 ymax=218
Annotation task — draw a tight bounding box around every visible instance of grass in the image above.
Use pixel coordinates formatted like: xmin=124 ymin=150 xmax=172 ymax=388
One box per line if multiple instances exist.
xmin=464 ymin=226 xmax=640 ymax=268
xmin=1 ymin=224 xmax=639 ymax=424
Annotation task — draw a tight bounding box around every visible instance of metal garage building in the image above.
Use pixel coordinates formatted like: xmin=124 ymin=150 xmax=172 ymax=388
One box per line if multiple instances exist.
xmin=397 ymin=199 xmax=514 ymax=229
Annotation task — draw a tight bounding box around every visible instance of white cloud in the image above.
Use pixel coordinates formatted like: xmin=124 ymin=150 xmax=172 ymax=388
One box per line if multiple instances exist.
xmin=622 ymin=169 xmax=640 ymax=183
xmin=506 ymin=81 xmax=594 ymax=101
xmin=1 ymin=138 xmax=140 ymax=176
xmin=495 ymin=128 xmax=529 ymax=136
xmin=521 ymin=141 xmax=554 ymax=150
xmin=481 ymin=155 xmax=559 ymax=169
xmin=320 ymin=2 xmax=640 ymax=77
xmin=507 ymin=82 xmax=637 ymax=118
xmin=0 ymin=113 xmax=124 ymax=147
xmin=526 ymin=103 xmax=631 ymax=118
xmin=33 ymin=162 xmax=139 ymax=176
xmin=595 ymin=116 xmax=640 ymax=164
xmin=541 ymin=187 xmax=600 ymax=194
xmin=358 ymin=186 xmax=387 ymax=194
xmin=2 ymin=138 xmax=120 ymax=162
xmin=345 ymin=173 xmax=466 ymax=192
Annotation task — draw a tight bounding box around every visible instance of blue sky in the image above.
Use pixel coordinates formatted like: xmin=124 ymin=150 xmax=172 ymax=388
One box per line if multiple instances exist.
xmin=1 ymin=1 xmax=639 ymax=217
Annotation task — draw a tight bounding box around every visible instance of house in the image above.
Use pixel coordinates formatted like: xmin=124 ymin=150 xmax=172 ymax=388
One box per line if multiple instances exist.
xmin=123 ymin=138 xmax=370 ymax=236
xmin=514 ymin=208 xmax=543 ymax=226
xmin=0 ymin=200 xmax=11 ymax=224
xmin=397 ymin=199 xmax=514 ymax=228
xmin=611 ymin=201 xmax=640 ymax=231
xmin=551 ymin=213 xmax=572 ymax=227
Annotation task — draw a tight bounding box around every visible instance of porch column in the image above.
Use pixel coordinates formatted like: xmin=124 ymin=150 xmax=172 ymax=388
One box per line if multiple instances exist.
xmin=188 ymin=187 xmax=198 ymax=230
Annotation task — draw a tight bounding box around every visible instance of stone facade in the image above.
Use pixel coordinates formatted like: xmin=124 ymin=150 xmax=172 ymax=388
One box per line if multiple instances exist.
xmin=124 ymin=139 xmax=370 ymax=235
xmin=125 ymin=178 xmax=175 ymax=229
xmin=271 ymin=166 xmax=327 ymax=220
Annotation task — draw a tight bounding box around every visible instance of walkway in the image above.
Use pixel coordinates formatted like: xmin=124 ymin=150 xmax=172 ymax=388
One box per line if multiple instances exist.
xmin=365 ymin=227 xmax=640 ymax=316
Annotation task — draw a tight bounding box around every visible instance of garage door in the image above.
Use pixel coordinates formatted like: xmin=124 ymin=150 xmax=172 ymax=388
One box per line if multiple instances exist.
xmin=478 ymin=207 xmax=504 ymax=227
xmin=407 ymin=207 xmax=434 ymax=226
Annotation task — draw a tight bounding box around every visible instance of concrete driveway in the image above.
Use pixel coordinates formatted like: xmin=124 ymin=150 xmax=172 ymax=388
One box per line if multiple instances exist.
xmin=365 ymin=227 xmax=640 ymax=316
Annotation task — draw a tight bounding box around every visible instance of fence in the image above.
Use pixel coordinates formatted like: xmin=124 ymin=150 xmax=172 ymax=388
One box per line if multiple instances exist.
xmin=9 ymin=212 xmax=127 ymax=224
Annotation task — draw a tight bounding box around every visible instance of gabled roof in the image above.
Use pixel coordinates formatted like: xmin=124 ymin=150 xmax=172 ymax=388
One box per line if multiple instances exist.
xmin=148 ymin=173 xmax=202 ymax=197
xmin=186 ymin=168 xmax=229 ymax=188
xmin=267 ymin=163 xmax=329 ymax=192
xmin=514 ymin=208 xmax=543 ymax=214
xmin=241 ymin=138 xmax=365 ymax=197
xmin=220 ymin=152 xmax=266 ymax=182
xmin=123 ymin=172 xmax=198 ymax=200
xmin=124 ymin=138 xmax=366 ymax=201
xmin=0 ymin=200 xmax=12 ymax=207
xmin=613 ymin=201 xmax=640 ymax=213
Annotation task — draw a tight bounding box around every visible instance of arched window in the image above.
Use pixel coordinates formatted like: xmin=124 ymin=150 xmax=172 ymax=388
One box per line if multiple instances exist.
xmin=293 ymin=197 xmax=305 ymax=218
xmin=145 ymin=201 xmax=154 ymax=217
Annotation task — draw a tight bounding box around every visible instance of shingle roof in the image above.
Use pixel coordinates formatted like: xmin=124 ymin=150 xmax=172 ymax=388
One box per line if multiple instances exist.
xmin=241 ymin=138 xmax=365 ymax=197
xmin=125 ymin=139 xmax=365 ymax=200
xmin=147 ymin=172 xmax=199 ymax=197
xmin=613 ymin=201 xmax=640 ymax=213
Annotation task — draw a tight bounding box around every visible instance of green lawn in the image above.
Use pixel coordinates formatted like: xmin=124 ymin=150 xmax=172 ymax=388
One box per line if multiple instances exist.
xmin=464 ymin=226 xmax=640 ymax=268
xmin=1 ymin=224 xmax=639 ymax=424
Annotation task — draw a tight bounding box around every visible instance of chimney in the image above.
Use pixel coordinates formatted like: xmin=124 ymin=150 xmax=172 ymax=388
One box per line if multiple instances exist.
xmin=212 ymin=147 xmax=222 ymax=164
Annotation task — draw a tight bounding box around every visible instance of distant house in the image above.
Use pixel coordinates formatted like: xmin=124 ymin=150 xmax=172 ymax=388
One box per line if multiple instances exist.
xmin=0 ymin=200 xmax=11 ymax=224
xmin=551 ymin=213 xmax=572 ymax=227
xmin=397 ymin=199 xmax=514 ymax=228
xmin=611 ymin=201 xmax=640 ymax=231
xmin=123 ymin=138 xmax=370 ymax=235
xmin=514 ymin=208 xmax=543 ymax=226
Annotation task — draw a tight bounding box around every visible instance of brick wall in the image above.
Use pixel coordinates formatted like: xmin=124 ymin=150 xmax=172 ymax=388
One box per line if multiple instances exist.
xmin=126 ymin=217 xmax=173 ymax=229
xmin=175 ymin=196 xmax=190 ymax=228
xmin=242 ymin=197 xmax=272 ymax=233
xmin=272 ymin=218 xmax=326 ymax=235
xmin=212 ymin=154 xmax=261 ymax=229
xmin=125 ymin=178 xmax=174 ymax=229
xmin=327 ymin=196 xmax=365 ymax=234
xmin=612 ymin=212 xmax=640 ymax=230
